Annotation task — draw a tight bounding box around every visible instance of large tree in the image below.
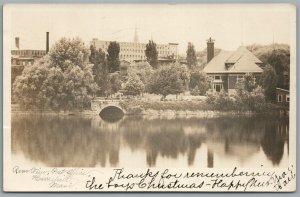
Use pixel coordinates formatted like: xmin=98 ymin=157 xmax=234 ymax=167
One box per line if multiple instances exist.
xmin=13 ymin=38 xmax=98 ymax=111
xmin=247 ymin=44 xmax=290 ymax=89
xmin=267 ymin=49 xmax=289 ymax=89
xmin=107 ymin=41 xmax=120 ymax=73
xmin=145 ymin=40 xmax=158 ymax=69
xmin=260 ymin=64 xmax=278 ymax=102
xmin=186 ymin=42 xmax=197 ymax=69
xmin=89 ymin=45 xmax=109 ymax=96
xmin=49 ymin=37 xmax=90 ymax=71
xmin=147 ymin=64 xmax=184 ymax=100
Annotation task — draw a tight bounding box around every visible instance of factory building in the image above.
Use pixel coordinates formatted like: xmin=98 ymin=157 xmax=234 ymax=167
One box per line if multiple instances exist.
xmin=90 ymin=27 xmax=178 ymax=62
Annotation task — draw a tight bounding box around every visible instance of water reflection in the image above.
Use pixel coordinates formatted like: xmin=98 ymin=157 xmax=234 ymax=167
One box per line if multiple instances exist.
xmin=12 ymin=114 xmax=289 ymax=168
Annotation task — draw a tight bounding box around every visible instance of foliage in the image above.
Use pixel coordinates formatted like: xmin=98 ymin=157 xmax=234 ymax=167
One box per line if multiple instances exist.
xmin=235 ymin=73 xmax=257 ymax=93
xmin=190 ymin=86 xmax=200 ymax=96
xmin=260 ymin=64 xmax=278 ymax=102
xmin=189 ymin=70 xmax=211 ymax=95
xmin=49 ymin=37 xmax=90 ymax=72
xmin=13 ymin=38 xmax=98 ymax=111
xmin=120 ymin=99 xmax=213 ymax=111
xmin=122 ymin=72 xmax=145 ymax=96
xmin=108 ymin=72 xmax=122 ymax=96
xmin=89 ymin=45 xmax=109 ymax=96
xmin=186 ymin=42 xmax=197 ymax=69
xmin=206 ymin=77 xmax=272 ymax=112
xmin=128 ymin=61 xmax=153 ymax=85
xmin=147 ymin=64 xmax=184 ymax=100
xmin=13 ymin=61 xmax=49 ymax=110
xmin=145 ymin=40 xmax=158 ymax=69
xmin=243 ymin=73 xmax=257 ymax=92
xmin=107 ymin=41 xmax=120 ymax=73
xmin=206 ymin=91 xmax=237 ymax=111
xmin=247 ymin=44 xmax=290 ymax=89
xmin=234 ymin=86 xmax=267 ymax=112
xmin=267 ymin=49 xmax=289 ymax=89
xmin=173 ymin=63 xmax=190 ymax=91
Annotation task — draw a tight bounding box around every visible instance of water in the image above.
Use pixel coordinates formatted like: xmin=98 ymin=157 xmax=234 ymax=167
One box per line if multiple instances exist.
xmin=12 ymin=114 xmax=289 ymax=168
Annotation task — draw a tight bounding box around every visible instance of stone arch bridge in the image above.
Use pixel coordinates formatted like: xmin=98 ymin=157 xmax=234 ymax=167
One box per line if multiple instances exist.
xmin=91 ymin=99 xmax=126 ymax=114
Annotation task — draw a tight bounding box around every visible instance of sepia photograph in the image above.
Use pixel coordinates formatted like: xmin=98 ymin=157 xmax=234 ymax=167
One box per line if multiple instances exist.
xmin=3 ymin=3 xmax=296 ymax=192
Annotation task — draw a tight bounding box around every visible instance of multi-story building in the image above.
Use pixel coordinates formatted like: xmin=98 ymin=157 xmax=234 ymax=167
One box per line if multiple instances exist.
xmin=11 ymin=33 xmax=48 ymax=85
xmin=91 ymin=38 xmax=178 ymax=62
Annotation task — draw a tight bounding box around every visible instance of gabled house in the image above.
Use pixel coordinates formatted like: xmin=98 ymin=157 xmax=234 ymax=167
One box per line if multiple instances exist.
xmin=203 ymin=38 xmax=263 ymax=94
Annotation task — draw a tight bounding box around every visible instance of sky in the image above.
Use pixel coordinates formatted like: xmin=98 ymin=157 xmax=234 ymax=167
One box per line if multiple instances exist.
xmin=8 ymin=4 xmax=295 ymax=54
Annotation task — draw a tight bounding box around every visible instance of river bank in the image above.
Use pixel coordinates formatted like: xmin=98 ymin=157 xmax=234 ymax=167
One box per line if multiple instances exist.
xmin=12 ymin=108 xmax=287 ymax=118
xmin=12 ymin=99 xmax=288 ymax=117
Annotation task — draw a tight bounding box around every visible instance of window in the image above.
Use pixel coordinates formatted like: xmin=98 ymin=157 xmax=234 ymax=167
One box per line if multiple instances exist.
xmin=286 ymin=95 xmax=290 ymax=102
xmin=278 ymin=94 xmax=283 ymax=102
xmin=214 ymin=76 xmax=221 ymax=80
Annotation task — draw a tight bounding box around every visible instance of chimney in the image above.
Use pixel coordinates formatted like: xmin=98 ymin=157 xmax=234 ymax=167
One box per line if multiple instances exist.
xmin=207 ymin=37 xmax=215 ymax=63
xmin=46 ymin=32 xmax=49 ymax=53
xmin=15 ymin=37 xmax=20 ymax=49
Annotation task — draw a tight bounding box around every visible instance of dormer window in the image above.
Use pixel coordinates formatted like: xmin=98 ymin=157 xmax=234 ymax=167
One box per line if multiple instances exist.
xmin=225 ymin=63 xmax=234 ymax=70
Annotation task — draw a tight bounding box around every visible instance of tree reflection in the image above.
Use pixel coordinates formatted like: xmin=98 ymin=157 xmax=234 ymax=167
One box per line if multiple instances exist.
xmin=261 ymin=120 xmax=289 ymax=166
xmin=12 ymin=114 xmax=288 ymax=167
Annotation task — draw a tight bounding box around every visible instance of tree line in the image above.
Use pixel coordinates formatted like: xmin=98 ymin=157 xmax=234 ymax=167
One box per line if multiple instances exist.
xmin=12 ymin=38 xmax=289 ymax=111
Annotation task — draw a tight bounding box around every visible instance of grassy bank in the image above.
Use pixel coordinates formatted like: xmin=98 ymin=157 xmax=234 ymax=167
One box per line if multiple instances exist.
xmin=119 ymin=99 xmax=285 ymax=115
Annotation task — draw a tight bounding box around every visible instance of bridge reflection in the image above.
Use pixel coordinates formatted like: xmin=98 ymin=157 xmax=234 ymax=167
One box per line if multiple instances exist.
xmin=12 ymin=115 xmax=289 ymax=168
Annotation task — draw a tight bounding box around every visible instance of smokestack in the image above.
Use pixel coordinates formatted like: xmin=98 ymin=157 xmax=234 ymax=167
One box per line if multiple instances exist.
xmin=15 ymin=37 xmax=20 ymax=49
xmin=207 ymin=37 xmax=215 ymax=63
xmin=46 ymin=32 xmax=49 ymax=53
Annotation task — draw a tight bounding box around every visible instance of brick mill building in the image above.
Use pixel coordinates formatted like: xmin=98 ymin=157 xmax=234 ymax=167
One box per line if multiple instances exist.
xmin=90 ymin=27 xmax=178 ymax=62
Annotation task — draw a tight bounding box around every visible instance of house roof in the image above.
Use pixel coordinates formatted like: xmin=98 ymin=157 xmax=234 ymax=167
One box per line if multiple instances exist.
xmin=203 ymin=46 xmax=263 ymax=74
xmin=226 ymin=46 xmax=262 ymax=64
xmin=276 ymin=88 xmax=289 ymax=93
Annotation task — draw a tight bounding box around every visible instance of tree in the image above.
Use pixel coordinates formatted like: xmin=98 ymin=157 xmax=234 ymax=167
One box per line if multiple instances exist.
xmin=89 ymin=45 xmax=109 ymax=96
xmin=267 ymin=49 xmax=289 ymax=89
xmin=260 ymin=64 xmax=278 ymax=102
xmin=49 ymin=37 xmax=90 ymax=71
xmin=13 ymin=38 xmax=98 ymax=111
xmin=173 ymin=63 xmax=190 ymax=91
xmin=122 ymin=72 xmax=145 ymax=96
xmin=189 ymin=70 xmax=210 ymax=95
xmin=247 ymin=44 xmax=290 ymax=90
xmin=186 ymin=42 xmax=197 ymax=69
xmin=128 ymin=61 xmax=153 ymax=85
xmin=147 ymin=64 xmax=184 ymax=100
xmin=13 ymin=60 xmax=49 ymax=110
xmin=145 ymin=40 xmax=158 ymax=69
xmin=107 ymin=41 xmax=120 ymax=73
xmin=108 ymin=72 xmax=122 ymax=96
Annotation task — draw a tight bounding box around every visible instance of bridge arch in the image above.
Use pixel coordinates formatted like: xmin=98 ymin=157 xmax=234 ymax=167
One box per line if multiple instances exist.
xmin=99 ymin=105 xmax=124 ymax=114
xmin=91 ymin=99 xmax=126 ymax=122
xmin=99 ymin=105 xmax=125 ymax=122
